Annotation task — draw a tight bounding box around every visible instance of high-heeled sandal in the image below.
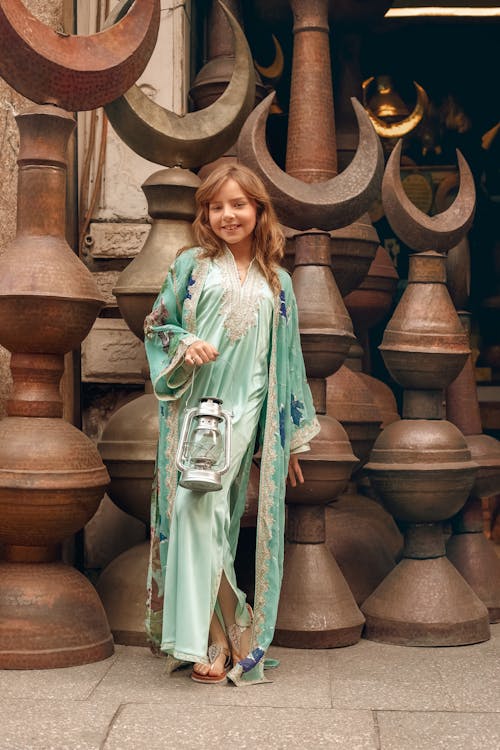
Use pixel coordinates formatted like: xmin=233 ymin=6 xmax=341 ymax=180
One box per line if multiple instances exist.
xmin=191 ymin=643 xmax=231 ymax=684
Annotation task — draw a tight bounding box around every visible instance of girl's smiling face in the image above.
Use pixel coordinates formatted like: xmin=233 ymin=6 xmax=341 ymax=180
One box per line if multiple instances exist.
xmin=208 ymin=178 xmax=258 ymax=256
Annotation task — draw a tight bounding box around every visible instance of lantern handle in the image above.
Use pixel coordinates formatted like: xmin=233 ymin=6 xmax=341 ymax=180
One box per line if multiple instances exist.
xmin=175 ymin=406 xmax=197 ymax=472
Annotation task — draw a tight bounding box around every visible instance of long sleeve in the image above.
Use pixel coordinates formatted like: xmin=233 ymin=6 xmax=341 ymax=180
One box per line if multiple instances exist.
xmin=284 ymin=282 xmax=320 ymax=452
xmin=144 ymin=252 xmax=199 ymax=401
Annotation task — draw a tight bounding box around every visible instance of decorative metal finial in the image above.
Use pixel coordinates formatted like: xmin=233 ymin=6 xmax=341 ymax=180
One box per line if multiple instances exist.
xmin=0 ymin=0 xmax=160 ymax=111
xmin=382 ymin=139 xmax=476 ymax=252
xmin=104 ymin=1 xmax=255 ymax=169
xmin=237 ymin=94 xmax=384 ymax=232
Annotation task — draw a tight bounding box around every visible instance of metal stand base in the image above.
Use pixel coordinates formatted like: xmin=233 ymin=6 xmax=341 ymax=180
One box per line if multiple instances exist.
xmin=0 ymin=562 xmax=114 ymax=668
xmin=97 ymin=541 xmax=150 ymax=647
xmin=362 ymin=556 xmax=490 ymax=646
xmin=274 ymin=542 xmax=365 ymax=648
xmin=447 ymin=531 xmax=500 ymax=623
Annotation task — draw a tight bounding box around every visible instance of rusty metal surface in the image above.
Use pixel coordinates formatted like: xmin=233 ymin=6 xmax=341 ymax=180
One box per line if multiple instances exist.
xmin=362 ymin=555 xmax=490 ymax=647
xmin=0 ymin=0 xmax=160 ymax=112
xmin=366 ymin=419 xmax=477 ymax=523
xmin=98 ymin=390 xmax=157 ymax=526
xmin=447 ymin=510 xmax=500 ymax=623
xmin=344 ymin=245 xmax=399 ymax=332
xmin=0 ymin=416 xmax=109 ymax=548
xmin=446 ymin=237 xmax=471 ymax=310
xmin=328 ymin=218 xmax=380 ymax=297
xmin=285 ymin=414 xmax=358 ymax=505
xmin=326 ymin=492 xmax=402 ymax=606
xmin=446 ymin=437 xmax=500 ymax=623
xmin=113 ymin=168 xmax=199 ymax=340
xmin=0 ymin=100 xmax=111 ymax=662
xmin=382 ymin=140 xmax=476 ymax=252
xmin=104 ymin=3 xmax=255 ymax=169
xmin=326 ymin=365 xmax=382 ymax=466
xmin=190 ymin=0 xmax=266 ymax=114
xmin=0 ymin=563 xmax=113 ymax=669
xmin=286 ymin=0 xmax=337 ymax=182
xmin=0 ymin=107 xmax=105 ymax=354
xmin=96 ymin=542 xmax=150 ymax=647
xmin=357 ymin=373 xmax=400 ymax=429
xmin=446 ymin=349 xmax=483 ymax=437
xmin=380 ymin=251 xmax=470 ymax=392
xmin=274 ymin=542 xmax=365 ymax=648
xmin=237 ymin=93 xmax=383 ymax=232
xmin=465 ymin=433 xmax=500 ymax=500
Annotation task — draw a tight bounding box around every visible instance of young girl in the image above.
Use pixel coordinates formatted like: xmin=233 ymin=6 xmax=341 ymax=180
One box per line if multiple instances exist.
xmin=144 ymin=164 xmax=319 ymax=686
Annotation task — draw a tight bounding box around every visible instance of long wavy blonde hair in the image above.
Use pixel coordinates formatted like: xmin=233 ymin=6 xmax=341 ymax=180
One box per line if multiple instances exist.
xmin=189 ymin=163 xmax=285 ymax=295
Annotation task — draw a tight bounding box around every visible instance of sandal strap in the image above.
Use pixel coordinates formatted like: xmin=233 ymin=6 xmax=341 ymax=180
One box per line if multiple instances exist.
xmin=207 ymin=642 xmax=230 ymax=666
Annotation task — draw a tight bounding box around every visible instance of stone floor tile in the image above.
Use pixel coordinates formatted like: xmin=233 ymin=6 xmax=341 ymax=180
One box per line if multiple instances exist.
xmin=377 ymin=710 xmax=500 ymax=750
xmin=89 ymin=644 xmax=332 ymax=708
xmin=433 ymin=672 xmax=500 ymax=713
xmin=103 ymin=704 xmax=378 ymax=750
xmin=329 ymin=642 xmax=454 ymax=711
xmin=0 ymin=652 xmax=117 ymax=701
xmin=0 ymin=699 xmax=120 ymax=750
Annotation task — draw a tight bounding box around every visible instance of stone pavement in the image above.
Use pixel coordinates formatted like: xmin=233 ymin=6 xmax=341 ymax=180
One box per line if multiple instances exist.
xmin=1 ymin=623 xmax=500 ymax=750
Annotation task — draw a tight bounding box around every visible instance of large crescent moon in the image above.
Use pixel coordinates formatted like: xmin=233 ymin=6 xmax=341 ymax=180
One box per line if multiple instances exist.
xmin=0 ymin=0 xmax=160 ymax=112
xmin=364 ymin=81 xmax=429 ymax=140
xmin=382 ymin=140 xmax=476 ymax=252
xmin=104 ymin=1 xmax=256 ymax=169
xmin=237 ymin=93 xmax=384 ymax=232
xmin=255 ymin=35 xmax=285 ymax=81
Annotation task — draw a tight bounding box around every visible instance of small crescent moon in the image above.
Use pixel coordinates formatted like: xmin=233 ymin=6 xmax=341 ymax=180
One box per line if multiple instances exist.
xmin=0 ymin=0 xmax=160 ymax=112
xmin=255 ymin=35 xmax=285 ymax=81
xmin=237 ymin=93 xmax=384 ymax=232
xmin=364 ymin=81 xmax=429 ymax=140
xmin=382 ymin=140 xmax=476 ymax=252
xmin=104 ymin=1 xmax=255 ymax=169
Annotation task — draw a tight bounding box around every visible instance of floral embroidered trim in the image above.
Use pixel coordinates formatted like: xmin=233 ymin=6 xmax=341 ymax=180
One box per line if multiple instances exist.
xmin=279 ymin=290 xmax=287 ymax=320
xmin=152 ymin=334 xmax=199 ymax=402
xmin=252 ymin=290 xmax=281 ymax=657
xmin=290 ymin=395 xmax=304 ymax=427
xmin=216 ymin=248 xmax=267 ymax=343
xmin=185 ymin=274 xmax=196 ymax=300
xmin=290 ymin=417 xmax=321 ymax=452
xmin=164 ymin=401 xmax=180 ymax=523
xmin=184 ymin=252 xmax=210 ymax=334
xmin=144 ymin=300 xmax=169 ymax=339
xmin=162 ymin=644 xmax=209 ymax=665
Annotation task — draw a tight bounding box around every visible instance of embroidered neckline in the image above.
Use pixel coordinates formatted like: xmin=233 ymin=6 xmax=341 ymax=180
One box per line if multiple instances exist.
xmin=215 ymin=247 xmax=267 ymax=343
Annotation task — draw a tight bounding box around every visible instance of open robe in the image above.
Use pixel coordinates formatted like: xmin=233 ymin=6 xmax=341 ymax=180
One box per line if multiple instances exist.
xmin=144 ymin=247 xmax=319 ymax=685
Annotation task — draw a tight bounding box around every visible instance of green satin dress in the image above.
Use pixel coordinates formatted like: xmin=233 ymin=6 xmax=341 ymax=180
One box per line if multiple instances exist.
xmin=144 ymin=246 xmax=319 ymax=685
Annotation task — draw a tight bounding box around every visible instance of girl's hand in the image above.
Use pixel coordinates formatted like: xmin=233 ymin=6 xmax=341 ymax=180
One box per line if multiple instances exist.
xmin=185 ymin=340 xmax=219 ymax=367
xmin=287 ymin=454 xmax=304 ymax=487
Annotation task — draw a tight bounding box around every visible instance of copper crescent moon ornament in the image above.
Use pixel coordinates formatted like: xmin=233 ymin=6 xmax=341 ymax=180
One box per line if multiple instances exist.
xmin=0 ymin=0 xmax=160 ymax=112
xmin=366 ymin=82 xmax=429 ymax=140
xmin=382 ymin=140 xmax=476 ymax=252
xmin=104 ymin=1 xmax=255 ymax=169
xmin=255 ymin=35 xmax=285 ymax=81
xmin=237 ymin=93 xmax=384 ymax=232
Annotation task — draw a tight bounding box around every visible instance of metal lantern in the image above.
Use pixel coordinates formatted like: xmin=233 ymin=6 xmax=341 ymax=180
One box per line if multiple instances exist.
xmin=176 ymin=397 xmax=232 ymax=492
